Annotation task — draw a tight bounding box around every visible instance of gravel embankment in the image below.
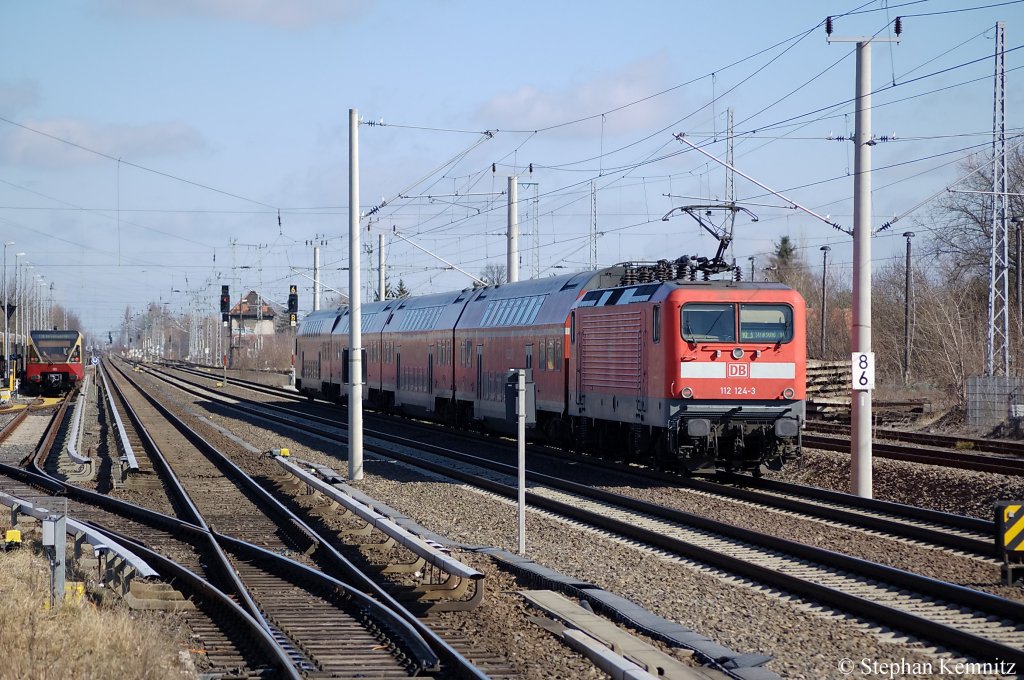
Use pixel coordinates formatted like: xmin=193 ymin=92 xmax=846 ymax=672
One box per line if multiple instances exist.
xmin=197 ymin=412 xmax=986 ymax=680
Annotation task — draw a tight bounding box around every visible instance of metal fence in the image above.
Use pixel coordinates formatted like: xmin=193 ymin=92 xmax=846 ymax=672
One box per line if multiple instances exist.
xmin=966 ymin=375 xmax=1024 ymax=430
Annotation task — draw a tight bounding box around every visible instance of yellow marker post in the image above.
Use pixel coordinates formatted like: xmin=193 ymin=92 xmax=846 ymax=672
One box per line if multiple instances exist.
xmin=996 ymin=502 xmax=1024 ymax=585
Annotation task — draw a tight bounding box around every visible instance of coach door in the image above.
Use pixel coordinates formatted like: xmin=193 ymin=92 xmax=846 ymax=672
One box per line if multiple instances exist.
xmin=573 ymin=312 xmax=584 ymax=409
xmin=475 ymin=344 xmax=484 ymax=397
xmin=396 ymin=350 xmax=401 ymax=391
xmin=428 ymin=345 xmax=434 ymax=396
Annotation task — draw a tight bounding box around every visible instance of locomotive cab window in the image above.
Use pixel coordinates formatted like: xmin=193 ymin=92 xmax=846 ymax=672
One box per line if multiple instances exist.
xmin=740 ymin=304 xmax=793 ymax=343
xmin=681 ymin=303 xmax=736 ymax=342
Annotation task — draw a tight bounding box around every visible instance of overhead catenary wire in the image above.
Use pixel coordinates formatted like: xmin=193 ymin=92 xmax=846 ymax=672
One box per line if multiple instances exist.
xmin=0 ymin=115 xmax=279 ymax=211
xmin=10 ymin=0 xmax=1018 ymax=331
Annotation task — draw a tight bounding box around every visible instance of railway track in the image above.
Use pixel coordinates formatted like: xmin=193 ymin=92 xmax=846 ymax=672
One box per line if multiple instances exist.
xmin=802 ymin=431 xmax=1024 ymax=476
xmin=152 ymin=361 xmax=998 ymax=559
xmin=168 ymin=361 xmax=1024 ymax=480
xmin=0 ymin=363 xmax=495 ymax=678
xmin=102 ymin=361 xmax=485 ymax=677
xmin=807 ymin=419 xmax=1024 ymax=456
xmin=139 ymin=360 xmax=1024 ymax=668
xmin=0 ymin=393 xmax=295 ymax=676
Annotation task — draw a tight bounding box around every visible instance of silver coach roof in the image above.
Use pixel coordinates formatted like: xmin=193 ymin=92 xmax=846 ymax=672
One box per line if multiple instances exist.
xmin=296 ymin=308 xmax=343 ymax=336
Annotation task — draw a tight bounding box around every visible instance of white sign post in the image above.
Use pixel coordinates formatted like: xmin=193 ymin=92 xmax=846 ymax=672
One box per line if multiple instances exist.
xmin=516 ymin=368 xmax=526 ymax=556
xmin=852 ymin=352 xmax=875 ymax=391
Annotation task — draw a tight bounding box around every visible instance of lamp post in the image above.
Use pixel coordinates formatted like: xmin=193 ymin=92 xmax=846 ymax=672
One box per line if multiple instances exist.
xmin=36 ymin=276 xmax=45 ymax=331
xmin=21 ymin=265 xmax=31 ymax=374
xmin=902 ymin=232 xmax=914 ymax=385
xmin=819 ymin=245 xmax=831 ymax=358
xmin=2 ymin=241 xmax=12 ymax=385
xmin=13 ymin=253 xmax=23 ymax=386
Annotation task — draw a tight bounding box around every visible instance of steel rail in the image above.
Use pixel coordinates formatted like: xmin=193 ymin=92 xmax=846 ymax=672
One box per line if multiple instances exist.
xmin=147 ymin=362 xmax=997 ymax=557
xmin=148 ymin=372 xmax=1024 ymax=666
xmin=0 ymin=460 xmax=301 ymax=677
xmin=109 ymin=359 xmax=486 ymax=679
xmin=807 ymin=419 xmax=1024 ymax=456
xmin=803 ymin=433 xmax=1024 ymax=476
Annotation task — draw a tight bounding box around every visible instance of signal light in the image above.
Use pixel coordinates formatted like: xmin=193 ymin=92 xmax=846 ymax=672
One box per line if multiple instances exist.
xmin=289 ymin=312 xmax=297 ymax=327
xmin=220 ymin=285 xmax=230 ymax=313
xmin=287 ymin=284 xmax=298 ymax=314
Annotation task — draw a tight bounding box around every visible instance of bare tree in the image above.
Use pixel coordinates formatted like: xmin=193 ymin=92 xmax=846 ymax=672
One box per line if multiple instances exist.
xmin=871 ymin=259 xmax=915 ymax=384
xmin=928 ymin=147 xmax=1024 ymax=275
xmin=479 ymin=263 xmax=507 ymax=286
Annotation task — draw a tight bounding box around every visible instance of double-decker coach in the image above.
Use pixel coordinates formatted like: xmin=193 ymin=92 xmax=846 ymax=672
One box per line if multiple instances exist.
xmin=295 ymin=308 xmax=344 ymax=401
xmin=294 ymin=259 xmax=806 ymax=474
xmin=451 ymin=267 xmax=624 ymax=433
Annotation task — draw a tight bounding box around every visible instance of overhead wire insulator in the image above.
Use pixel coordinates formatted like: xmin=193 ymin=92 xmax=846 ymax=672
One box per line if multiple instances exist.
xmin=895 ymin=16 xmax=902 ymax=36
xmin=825 ymin=16 xmax=833 ymax=35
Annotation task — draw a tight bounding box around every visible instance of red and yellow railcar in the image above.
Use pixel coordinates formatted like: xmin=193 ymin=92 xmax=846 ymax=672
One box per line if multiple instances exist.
xmin=25 ymin=329 xmax=84 ymax=395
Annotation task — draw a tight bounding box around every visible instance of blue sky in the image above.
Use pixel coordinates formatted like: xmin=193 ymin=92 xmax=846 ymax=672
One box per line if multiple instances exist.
xmin=0 ymin=0 xmax=1021 ymax=338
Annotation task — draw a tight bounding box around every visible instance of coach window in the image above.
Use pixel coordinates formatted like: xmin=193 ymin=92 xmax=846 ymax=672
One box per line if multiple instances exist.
xmin=739 ymin=304 xmax=793 ymax=343
xmin=652 ymin=305 xmax=661 ymax=343
xmin=681 ymin=303 xmax=736 ymax=342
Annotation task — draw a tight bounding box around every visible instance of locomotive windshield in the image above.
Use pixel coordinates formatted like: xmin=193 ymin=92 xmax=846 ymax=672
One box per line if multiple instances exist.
xmin=681 ymin=304 xmax=735 ymax=342
xmin=682 ymin=303 xmax=792 ymax=343
xmin=29 ymin=330 xmax=81 ymax=362
xmin=739 ymin=304 xmax=793 ymax=342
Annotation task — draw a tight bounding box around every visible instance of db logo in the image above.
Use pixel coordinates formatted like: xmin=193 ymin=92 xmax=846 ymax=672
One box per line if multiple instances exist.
xmin=728 ymin=363 xmax=749 ymax=378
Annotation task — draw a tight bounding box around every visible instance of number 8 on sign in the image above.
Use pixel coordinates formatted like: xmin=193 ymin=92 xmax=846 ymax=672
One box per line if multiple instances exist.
xmin=851 ymin=352 xmax=875 ymax=391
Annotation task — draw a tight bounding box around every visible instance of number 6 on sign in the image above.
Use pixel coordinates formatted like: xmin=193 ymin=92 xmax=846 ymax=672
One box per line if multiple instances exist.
xmin=851 ymin=352 xmax=875 ymax=391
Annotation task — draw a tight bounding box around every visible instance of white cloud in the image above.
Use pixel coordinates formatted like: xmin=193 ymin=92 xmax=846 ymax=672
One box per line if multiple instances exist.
xmin=476 ymin=53 xmax=679 ymax=137
xmin=0 ymin=118 xmax=206 ymax=169
xmin=101 ymin=0 xmax=369 ymax=29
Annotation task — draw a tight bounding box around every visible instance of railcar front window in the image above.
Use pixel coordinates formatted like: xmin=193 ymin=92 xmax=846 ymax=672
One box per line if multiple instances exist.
xmin=681 ymin=303 xmax=735 ymax=342
xmin=739 ymin=304 xmax=793 ymax=343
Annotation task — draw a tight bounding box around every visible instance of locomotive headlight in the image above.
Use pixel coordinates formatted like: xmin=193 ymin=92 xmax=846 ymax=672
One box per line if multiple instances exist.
xmin=731 ymin=348 xmax=744 ymax=359
xmin=681 ymin=386 xmax=694 ymax=399
xmin=782 ymin=387 xmax=795 ymax=399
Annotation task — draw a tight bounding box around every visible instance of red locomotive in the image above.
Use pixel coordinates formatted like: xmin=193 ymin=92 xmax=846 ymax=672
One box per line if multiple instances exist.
xmin=25 ymin=329 xmax=84 ymax=395
xmin=296 ymin=261 xmax=805 ymax=473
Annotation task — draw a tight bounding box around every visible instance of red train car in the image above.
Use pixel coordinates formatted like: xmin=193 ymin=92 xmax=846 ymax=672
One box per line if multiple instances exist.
xmin=294 ymin=262 xmax=806 ymax=474
xmin=25 ymin=329 xmax=84 ymax=395
xmin=569 ymin=280 xmax=805 ymax=472
xmin=295 ymin=309 xmax=344 ymax=401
